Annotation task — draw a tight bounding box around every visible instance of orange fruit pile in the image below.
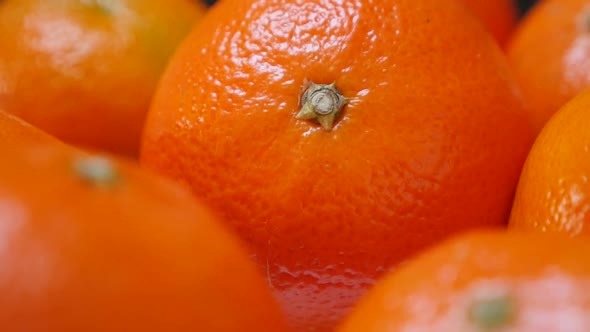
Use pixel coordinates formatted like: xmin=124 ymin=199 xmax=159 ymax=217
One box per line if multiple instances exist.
xmin=5 ymin=0 xmax=590 ymax=331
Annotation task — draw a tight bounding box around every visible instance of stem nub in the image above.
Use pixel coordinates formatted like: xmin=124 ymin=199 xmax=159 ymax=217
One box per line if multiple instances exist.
xmin=296 ymin=81 xmax=348 ymax=131
xmin=73 ymin=155 xmax=120 ymax=189
xmin=469 ymin=295 xmax=515 ymax=329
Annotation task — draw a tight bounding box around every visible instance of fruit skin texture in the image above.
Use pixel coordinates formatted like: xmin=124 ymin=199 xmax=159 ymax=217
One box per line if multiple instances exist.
xmin=0 ymin=143 xmax=289 ymax=331
xmin=140 ymin=0 xmax=533 ymax=330
xmin=461 ymin=0 xmax=518 ymax=46
xmin=510 ymin=88 xmax=590 ymax=235
xmin=0 ymin=0 xmax=205 ymax=157
xmin=507 ymin=0 xmax=590 ymax=134
xmin=338 ymin=230 xmax=590 ymax=332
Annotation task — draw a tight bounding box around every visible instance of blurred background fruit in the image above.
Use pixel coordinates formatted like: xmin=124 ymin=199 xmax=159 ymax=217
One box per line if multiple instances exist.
xmin=0 ymin=0 xmax=206 ymax=157
xmin=510 ymin=88 xmax=590 ymax=236
xmin=338 ymin=230 xmax=590 ymax=332
xmin=507 ymin=0 xmax=590 ymax=135
xmin=0 ymin=138 xmax=290 ymax=331
xmin=141 ymin=0 xmax=533 ymax=330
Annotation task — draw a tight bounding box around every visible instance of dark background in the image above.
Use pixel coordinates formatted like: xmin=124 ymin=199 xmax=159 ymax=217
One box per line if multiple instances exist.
xmin=202 ymin=0 xmax=539 ymax=17
xmin=517 ymin=0 xmax=537 ymax=15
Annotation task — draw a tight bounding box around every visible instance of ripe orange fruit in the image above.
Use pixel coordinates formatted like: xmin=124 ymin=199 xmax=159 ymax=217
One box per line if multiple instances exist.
xmin=507 ymin=0 xmax=590 ymax=134
xmin=0 ymin=0 xmax=206 ymax=157
xmin=140 ymin=0 xmax=533 ymax=330
xmin=461 ymin=0 xmax=518 ymax=46
xmin=338 ymin=230 xmax=590 ymax=332
xmin=0 ymin=143 xmax=289 ymax=331
xmin=510 ymin=88 xmax=590 ymax=235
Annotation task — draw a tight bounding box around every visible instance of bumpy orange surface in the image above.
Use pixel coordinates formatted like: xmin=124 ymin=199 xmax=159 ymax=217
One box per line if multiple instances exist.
xmin=0 ymin=0 xmax=205 ymax=156
xmin=510 ymin=89 xmax=590 ymax=236
xmin=507 ymin=0 xmax=590 ymax=134
xmin=339 ymin=230 xmax=590 ymax=332
xmin=140 ymin=0 xmax=533 ymax=330
xmin=462 ymin=0 xmax=518 ymax=46
xmin=0 ymin=143 xmax=289 ymax=331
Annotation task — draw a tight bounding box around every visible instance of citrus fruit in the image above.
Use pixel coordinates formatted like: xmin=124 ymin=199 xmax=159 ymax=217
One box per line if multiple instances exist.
xmin=0 ymin=143 xmax=289 ymax=331
xmin=507 ymin=0 xmax=590 ymax=134
xmin=0 ymin=0 xmax=206 ymax=157
xmin=462 ymin=0 xmax=519 ymax=46
xmin=140 ymin=0 xmax=533 ymax=329
xmin=510 ymin=88 xmax=590 ymax=235
xmin=338 ymin=230 xmax=590 ymax=332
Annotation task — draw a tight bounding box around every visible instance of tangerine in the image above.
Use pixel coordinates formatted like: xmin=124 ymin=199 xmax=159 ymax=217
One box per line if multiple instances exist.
xmin=0 ymin=0 xmax=206 ymax=156
xmin=0 ymin=142 xmax=289 ymax=332
xmin=507 ymin=0 xmax=590 ymax=134
xmin=510 ymin=88 xmax=590 ymax=236
xmin=141 ymin=0 xmax=533 ymax=329
xmin=338 ymin=230 xmax=590 ymax=332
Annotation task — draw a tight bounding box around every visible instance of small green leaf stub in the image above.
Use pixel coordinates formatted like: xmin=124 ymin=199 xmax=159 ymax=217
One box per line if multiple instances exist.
xmin=296 ymin=81 xmax=348 ymax=131
xmin=469 ymin=295 xmax=515 ymax=330
xmin=73 ymin=155 xmax=120 ymax=189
